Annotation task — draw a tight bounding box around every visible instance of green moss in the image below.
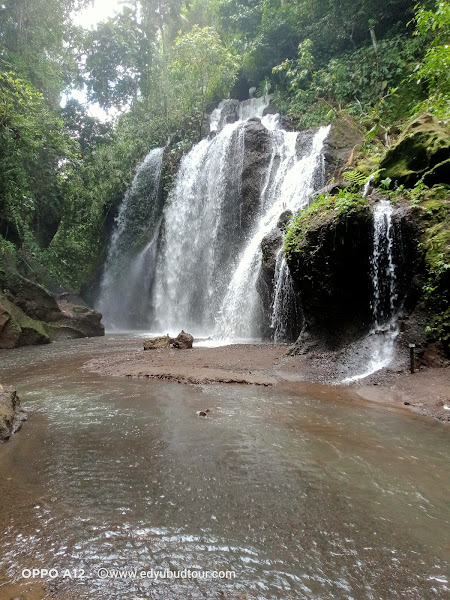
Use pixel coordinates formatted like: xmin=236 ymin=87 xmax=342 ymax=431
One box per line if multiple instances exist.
xmin=284 ymin=190 xmax=369 ymax=257
xmin=379 ymin=113 xmax=450 ymax=187
xmin=72 ymin=304 xmax=89 ymax=314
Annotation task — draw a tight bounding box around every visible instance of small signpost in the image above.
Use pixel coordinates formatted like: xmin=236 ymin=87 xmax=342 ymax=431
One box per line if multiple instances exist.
xmin=409 ymin=343 xmax=416 ymax=374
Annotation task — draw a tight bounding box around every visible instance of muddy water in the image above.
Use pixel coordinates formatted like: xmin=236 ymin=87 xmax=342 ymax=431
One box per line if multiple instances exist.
xmin=0 ymin=336 xmax=449 ymax=600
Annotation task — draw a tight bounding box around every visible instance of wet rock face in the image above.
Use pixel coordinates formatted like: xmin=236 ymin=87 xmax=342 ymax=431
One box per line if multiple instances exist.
xmin=256 ymin=225 xmax=303 ymax=342
xmin=240 ymin=119 xmax=272 ymax=229
xmin=285 ymin=196 xmax=424 ymax=354
xmin=277 ymin=210 xmax=293 ymax=230
xmin=379 ymin=113 xmax=450 ymax=187
xmin=257 ymin=228 xmax=284 ymax=338
xmin=323 ymin=115 xmax=365 ymax=181
xmin=0 ymin=387 xmax=27 ymax=441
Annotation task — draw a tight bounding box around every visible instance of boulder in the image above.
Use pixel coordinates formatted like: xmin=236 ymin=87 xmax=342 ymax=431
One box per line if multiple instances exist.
xmin=277 ymin=210 xmax=293 ymax=230
xmin=143 ymin=335 xmax=171 ymax=350
xmin=0 ymin=387 xmax=27 ymax=441
xmin=171 ymin=330 xmax=194 ymax=349
xmin=51 ymin=294 xmax=104 ymax=339
xmin=3 ymin=275 xmax=61 ymax=322
xmin=0 ymin=274 xmax=104 ymax=348
xmin=0 ymin=293 xmax=51 ymax=349
xmin=285 ymin=196 xmax=374 ymax=351
xmin=379 ymin=113 xmax=450 ymax=187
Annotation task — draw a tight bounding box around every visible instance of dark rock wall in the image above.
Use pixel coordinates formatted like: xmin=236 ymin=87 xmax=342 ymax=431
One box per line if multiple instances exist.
xmin=286 ymin=203 xmax=374 ymax=351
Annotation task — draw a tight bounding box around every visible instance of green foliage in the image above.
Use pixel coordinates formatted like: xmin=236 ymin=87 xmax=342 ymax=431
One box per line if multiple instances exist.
xmin=410 ymin=0 xmax=450 ymax=119
xmin=273 ymin=33 xmax=423 ymax=126
xmin=0 ymin=0 xmax=88 ymax=105
xmin=284 ymin=190 xmax=369 ymax=256
xmin=0 ymin=71 xmax=74 ymax=247
xmin=421 ymin=197 xmax=450 ymax=345
xmin=168 ymin=26 xmax=240 ymax=132
xmin=84 ymin=6 xmax=153 ymax=109
xmin=342 ymin=171 xmax=370 ymax=186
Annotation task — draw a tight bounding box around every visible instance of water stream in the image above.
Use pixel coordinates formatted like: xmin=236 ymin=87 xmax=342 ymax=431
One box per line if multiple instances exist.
xmin=343 ymin=200 xmax=399 ymax=383
xmin=0 ymin=336 xmax=449 ymax=599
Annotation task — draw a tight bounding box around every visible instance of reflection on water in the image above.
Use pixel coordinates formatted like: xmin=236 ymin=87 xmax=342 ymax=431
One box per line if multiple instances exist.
xmin=0 ymin=335 xmax=449 ymax=599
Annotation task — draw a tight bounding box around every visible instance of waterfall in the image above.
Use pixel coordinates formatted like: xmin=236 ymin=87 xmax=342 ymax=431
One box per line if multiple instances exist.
xmin=270 ymin=250 xmax=300 ymax=343
xmin=343 ymin=200 xmax=399 ymax=382
xmin=214 ymin=124 xmax=329 ymax=339
xmin=97 ymin=147 xmax=164 ymax=329
xmin=152 ymin=96 xmax=329 ymax=338
xmin=151 ymin=120 xmax=247 ymax=335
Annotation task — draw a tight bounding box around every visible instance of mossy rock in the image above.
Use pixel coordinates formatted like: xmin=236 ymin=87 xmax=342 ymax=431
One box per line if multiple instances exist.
xmin=0 ymin=291 xmax=50 ymax=349
xmin=379 ymin=113 xmax=450 ymax=187
xmin=404 ymin=190 xmax=450 ymax=352
xmin=284 ymin=192 xmax=374 ymax=349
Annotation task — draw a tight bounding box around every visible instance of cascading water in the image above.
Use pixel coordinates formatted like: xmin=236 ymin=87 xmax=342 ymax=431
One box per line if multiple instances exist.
xmin=214 ymin=123 xmax=329 ymax=339
xmin=270 ymin=250 xmax=300 ymax=342
xmin=343 ymin=199 xmax=399 ymax=382
xmin=97 ymin=147 xmax=164 ymax=329
xmin=152 ymin=96 xmax=329 ymax=338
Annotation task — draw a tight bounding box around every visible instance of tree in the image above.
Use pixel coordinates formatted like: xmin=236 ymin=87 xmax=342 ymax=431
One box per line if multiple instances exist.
xmin=0 ymin=72 xmax=73 ymax=247
xmin=84 ymin=6 xmax=153 ymax=109
xmin=0 ymin=0 xmax=89 ymax=104
xmin=412 ymin=0 xmax=450 ymax=117
xmin=169 ymin=25 xmax=240 ymax=133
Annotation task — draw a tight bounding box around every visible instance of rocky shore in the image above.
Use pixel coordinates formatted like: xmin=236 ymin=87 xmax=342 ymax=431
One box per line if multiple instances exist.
xmin=84 ymin=342 xmax=450 ymax=423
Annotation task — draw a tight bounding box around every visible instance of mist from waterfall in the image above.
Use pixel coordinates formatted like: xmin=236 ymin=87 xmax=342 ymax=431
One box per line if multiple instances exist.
xmin=97 ymin=147 xmax=164 ymax=329
xmin=151 ymin=97 xmax=329 ymax=338
xmin=343 ymin=200 xmax=399 ymax=382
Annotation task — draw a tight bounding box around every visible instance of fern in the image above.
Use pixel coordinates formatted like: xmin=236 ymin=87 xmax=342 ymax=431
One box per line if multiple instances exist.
xmin=342 ymin=170 xmax=369 ymax=186
xmin=342 ymin=168 xmax=383 ymax=187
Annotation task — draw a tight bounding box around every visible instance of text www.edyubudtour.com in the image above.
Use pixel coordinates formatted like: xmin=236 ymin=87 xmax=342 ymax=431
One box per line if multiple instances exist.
xmin=22 ymin=568 xmax=236 ymax=581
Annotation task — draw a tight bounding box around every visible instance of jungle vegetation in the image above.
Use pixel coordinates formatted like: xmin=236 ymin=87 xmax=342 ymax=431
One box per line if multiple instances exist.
xmin=0 ymin=0 xmax=448 ymax=291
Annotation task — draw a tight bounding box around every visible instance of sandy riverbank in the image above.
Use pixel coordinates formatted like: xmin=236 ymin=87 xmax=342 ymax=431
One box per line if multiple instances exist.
xmin=83 ymin=343 xmax=450 ymax=423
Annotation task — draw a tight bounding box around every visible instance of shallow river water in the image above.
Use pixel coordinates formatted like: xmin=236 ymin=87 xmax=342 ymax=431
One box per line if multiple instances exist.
xmin=0 ymin=335 xmax=449 ymax=600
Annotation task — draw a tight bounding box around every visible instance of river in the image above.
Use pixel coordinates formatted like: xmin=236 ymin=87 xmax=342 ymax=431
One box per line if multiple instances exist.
xmin=0 ymin=335 xmax=449 ymax=599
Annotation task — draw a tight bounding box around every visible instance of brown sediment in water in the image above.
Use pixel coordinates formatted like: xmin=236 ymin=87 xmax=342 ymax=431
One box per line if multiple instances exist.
xmin=83 ymin=343 xmax=450 ymax=423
